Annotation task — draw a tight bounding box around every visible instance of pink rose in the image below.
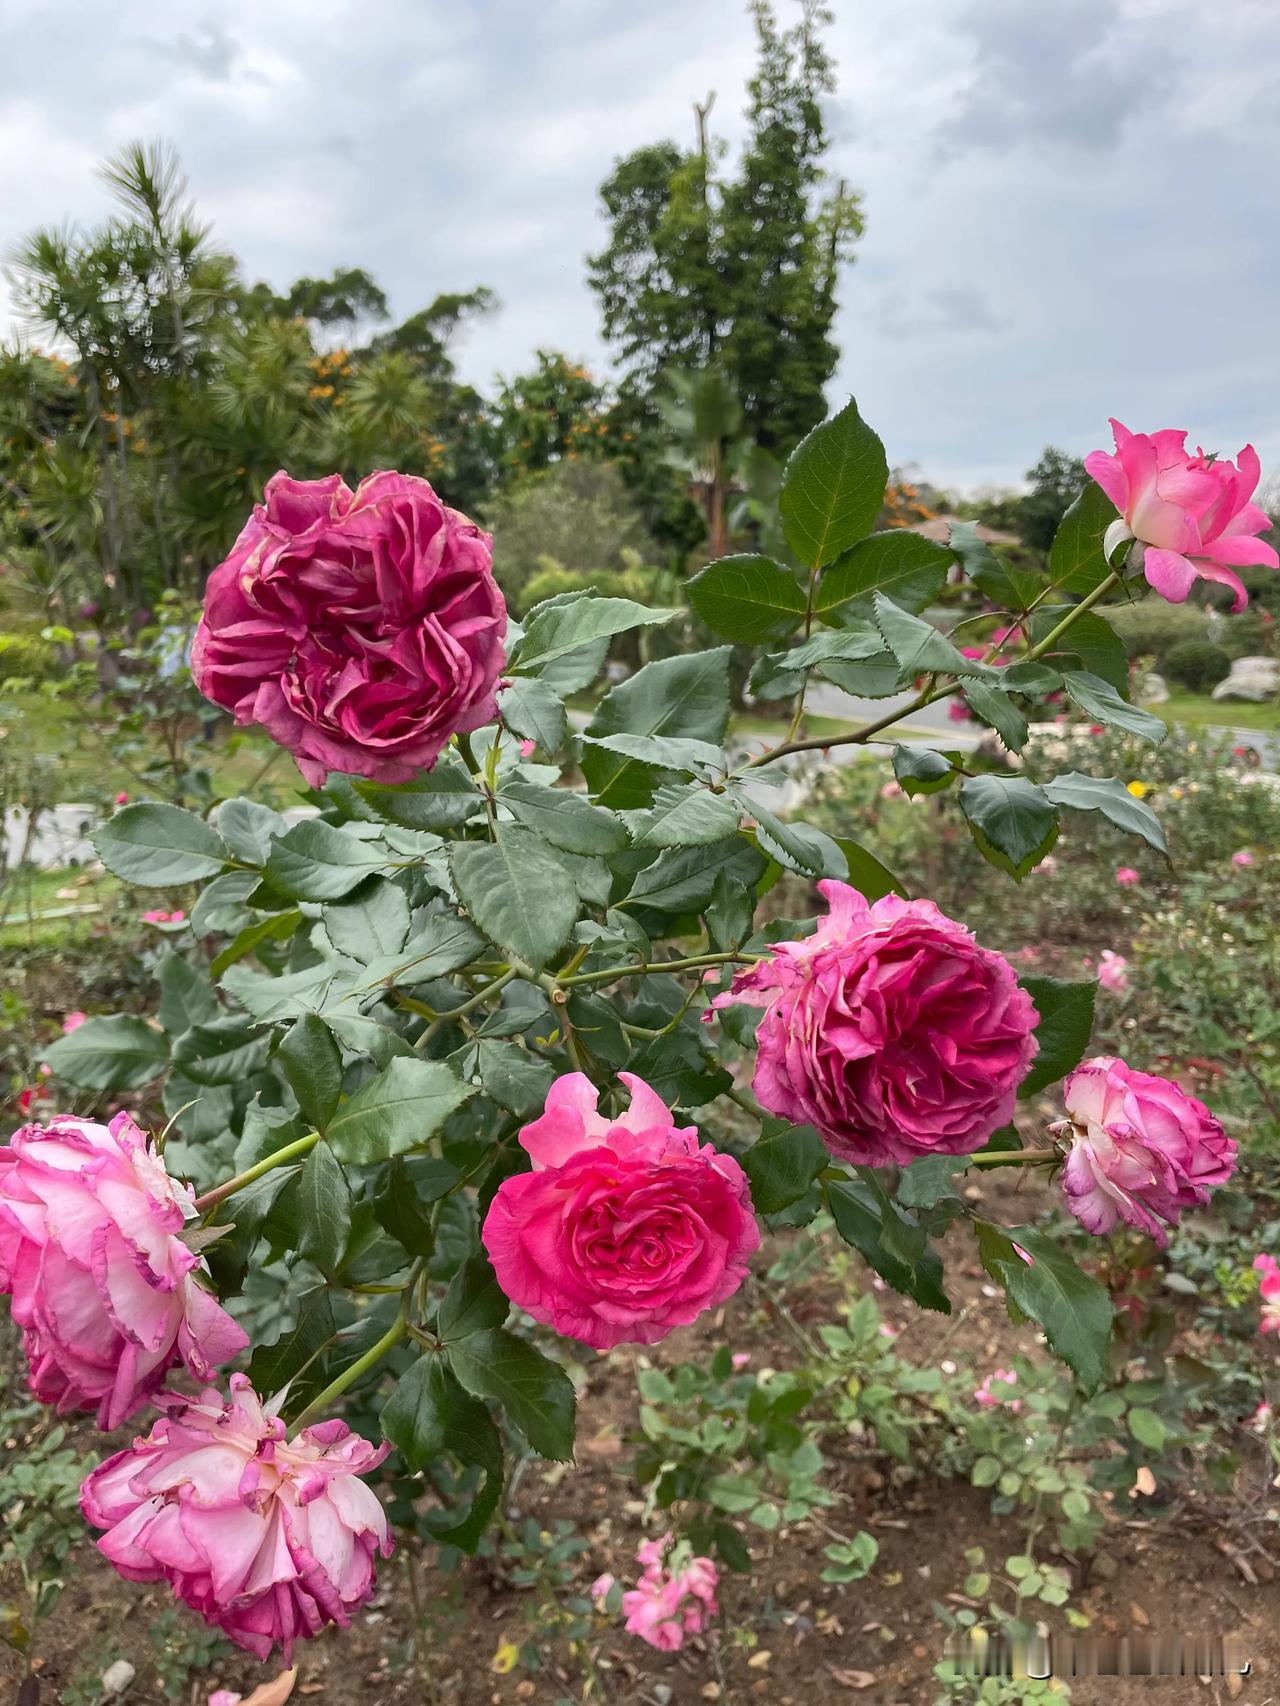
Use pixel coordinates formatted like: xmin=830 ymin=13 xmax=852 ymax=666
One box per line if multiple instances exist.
xmin=114 ymin=791 xmax=130 ymax=806
xmin=82 ymin=1376 xmax=391 ymax=1663
xmin=712 ymin=881 xmax=1039 ymax=1167
xmin=0 ymin=1113 xmax=247 ymax=1427
xmin=192 ymin=471 xmax=506 ymax=786
xmin=481 ymin=1073 xmax=759 ymax=1350
xmin=518 ymin=738 xmax=536 ymax=758
xmin=1053 ymin=1056 xmax=1236 ymax=1247
xmin=1255 ymin=1255 xmax=1280 ymax=1335
xmin=616 ymin=1533 xmax=719 ymax=1652
xmin=974 ymin=1368 xmax=1021 ymax=1412
xmin=61 ymin=1010 xmax=88 ymax=1034
xmin=1085 ymin=420 xmax=1278 ymax=611
xmin=1096 ymin=950 xmax=1129 ymax=994
xmin=1232 ymin=849 xmax=1256 ymax=868
xmin=947 ymin=697 xmax=973 ymax=723
xmin=1115 ymin=867 xmax=1140 ymax=887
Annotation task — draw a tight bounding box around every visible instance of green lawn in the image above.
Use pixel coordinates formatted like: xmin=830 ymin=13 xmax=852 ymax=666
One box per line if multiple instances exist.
xmin=1158 ymin=691 xmax=1280 ymax=734
xmin=0 ymin=864 xmax=125 ymax=951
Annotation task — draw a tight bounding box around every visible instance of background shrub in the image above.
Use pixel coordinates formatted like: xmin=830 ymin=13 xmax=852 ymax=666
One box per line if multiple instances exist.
xmin=1163 ymin=638 xmax=1231 ymax=691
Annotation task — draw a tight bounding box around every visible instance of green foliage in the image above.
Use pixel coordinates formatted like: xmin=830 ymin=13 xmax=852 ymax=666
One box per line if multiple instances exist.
xmin=1163 ymin=638 xmax=1231 ymax=692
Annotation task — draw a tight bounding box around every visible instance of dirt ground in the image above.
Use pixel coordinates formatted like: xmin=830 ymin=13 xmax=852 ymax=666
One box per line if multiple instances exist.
xmin=5 ymin=1172 xmax=1279 ymax=1706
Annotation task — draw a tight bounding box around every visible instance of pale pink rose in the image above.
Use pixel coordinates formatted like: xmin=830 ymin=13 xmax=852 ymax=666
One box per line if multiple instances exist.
xmin=0 ymin=1113 xmax=247 ymax=1428
xmin=1085 ymin=420 xmax=1278 ymax=611
xmin=974 ymin=1368 xmax=1022 ymax=1412
xmin=731 ymin=1352 xmax=752 ymax=1371
xmin=591 ymin=1572 xmax=617 ymax=1608
xmin=61 ymin=1011 xmax=88 ymax=1034
xmin=518 ymin=738 xmax=536 ymax=758
xmin=1249 ymin=1401 xmax=1273 ymax=1432
xmin=1053 ymin=1057 xmax=1236 ymax=1248
xmin=712 ymin=881 xmax=1038 ymax=1167
xmin=1255 ymin=1255 xmax=1280 ymax=1336
xmin=1096 ymin=950 xmax=1129 ymax=994
xmin=1037 ymin=856 xmax=1058 ymax=876
xmin=1115 ymin=867 xmax=1140 ymax=887
xmin=192 ymin=471 xmax=506 ymax=786
xmin=879 ymin=780 xmax=904 ymax=800
xmin=617 ymin=1534 xmax=719 ymax=1652
xmin=210 ymin=1694 xmax=241 ymax=1706
xmin=1232 ymin=849 xmax=1256 ymax=868
xmin=82 ymin=1376 xmax=391 ymax=1662
xmin=481 ymin=1073 xmax=759 ymax=1350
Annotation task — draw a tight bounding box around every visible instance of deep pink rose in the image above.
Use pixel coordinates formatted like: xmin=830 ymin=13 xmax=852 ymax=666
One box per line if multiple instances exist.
xmin=0 ymin=1113 xmax=247 ymax=1428
xmin=81 ymin=1376 xmax=391 ymax=1662
xmin=1115 ymin=866 xmax=1140 ymax=886
xmin=1085 ymin=420 xmax=1278 ymax=611
xmin=481 ymin=1073 xmax=759 ymax=1350
xmin=712 ymin=881 xmax=1039 ymax=1167
xmin=1053 ymin=1056 xmax=1236 ymax=1247
xmin=192 ymin=471 xmax=506 ymax=786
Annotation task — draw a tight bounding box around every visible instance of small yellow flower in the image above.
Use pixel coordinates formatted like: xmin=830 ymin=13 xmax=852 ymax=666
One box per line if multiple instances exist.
xmin=490 ymin=1641 xmax=520 ymax=1674
xmin=1126 ymin=780 xmax=1150 ymax=799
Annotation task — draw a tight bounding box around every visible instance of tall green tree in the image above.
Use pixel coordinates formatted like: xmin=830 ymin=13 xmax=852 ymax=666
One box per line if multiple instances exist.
xmin=588 ymin=0 xmax=862 ymax=458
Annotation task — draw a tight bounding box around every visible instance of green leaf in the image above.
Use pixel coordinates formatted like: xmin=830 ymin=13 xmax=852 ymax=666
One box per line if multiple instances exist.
xmin=585 ymin=733 xmax=724 ymax=771
xmin=1061 ymin=671 xmax=1167 ymax=744
xmin=1041 ymin=773 xmax=1167 ymax=853
xmin=322 ymin=880 xmax=411 ymax=961
xmin=374 ymin=1156 xmax=459 ymax=1256
xmin=1017 ymin=976 xmax=1097 ymax=1098
xmin=962 ymin=681 xmax=1030 ymax=753
xmin=780 ymin=397 xmax=889 ymax=569
xmin=247 ymin=1286 xmax=335 ymax=1405
xmin=450 ymin=827 xmax=579 ymax=971
xmin=470 ymin=1039 xmax=554 ymax=1118
xmin=892 ymin=745 xmax=953 ymax=797
xmin=1049 ymin=481 xmax=1117 ymax=596
xmin=747 ymin=806 xmax=847 ymax=879
xmin=1127 ymin=1406 xmax=1167 ymax=1451
xmin=386 ymin=1358 xmax=504 ymax=1549
xmin=296 ymin=1140 xmax=351 ymax=1274
xmin=873 ymin=595 xmax=987 ymax=678
xmin=214 ymin=798 xmax=287 ymax=867
xmin=278 ymin=1013 xmax=344 ymax=1131
xmin=816 ymin=531 xmax=952 ymax=621
xmin=687 ymin=554 xmax=807 ymax=643
xmin=499 ymin=780 xmax=628 ymax=854
xmin=623 ymin=783 xmax=741 ymax=849
xmin=44 ymin=1014 xmax=169 ymax=1090
xmin=950 ymin=521 xmax=1044 ymax=609
xmin=958 ymin=775 xmax=1058 ymax=881
xmin=705 ymin=869 xmax=756 ymax=949
xmin=984 ymin=1225 xmax=1112 ymax=1390
xmin=157 ymin=953 xmax=219 ymax=1038
xmin=509 ymin=595 xmax=676 ymax=672
xmin=327 ymin=1057 xmax=475 ymax=1165
xmin=93 ymin=803 xmax=229 ymax=887
xmin=623 ymin=836 xmax=767 ymax=916
xmin=828 ymin=1178 xmax=950 ymax=1312
xmin=833 ymin=839 xmax=908 ymax=901
xmin=1002 ymin=661 xmax=1063 ymax=696
xmin=897 ymin=1156 xmax=963 ymax=1209
xmin=263 ymin=820 xmax=388 ymax=901
xmin=499 ymin=678 xmax=567 ymax=754
xmin=438 ymin=1254 xmax=510 ymax=1341
xmin=741 ymin=1125 xmax=827 ymax=1215
xmin=582 ymin=649 xmax=733 ymax=810
xmin=171 ymin=1017 xmax=270 ymax=1086
xmin=208 ymin=910 xmax=300 ymax=979
xmin=354 ymin=755 xmax=484 ymax=831
xmin=1029 ymin=607 xmax=1127 ymax=692
xmin=448 ymin=1328 xmax=577 ymax=1461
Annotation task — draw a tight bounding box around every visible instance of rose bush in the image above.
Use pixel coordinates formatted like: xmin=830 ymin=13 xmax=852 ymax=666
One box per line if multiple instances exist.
xmin=16 ymin=401 xmax=1260 ymax=1676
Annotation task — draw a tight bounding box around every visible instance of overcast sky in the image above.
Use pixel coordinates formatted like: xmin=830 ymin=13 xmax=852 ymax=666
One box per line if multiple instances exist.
xmin=1 ymin=0 xmax=1276 ymax=490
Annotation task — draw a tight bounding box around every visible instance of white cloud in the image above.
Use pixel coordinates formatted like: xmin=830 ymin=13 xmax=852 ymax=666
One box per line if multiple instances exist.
xmin=0 ymin=0 xmax=1276 ymax=488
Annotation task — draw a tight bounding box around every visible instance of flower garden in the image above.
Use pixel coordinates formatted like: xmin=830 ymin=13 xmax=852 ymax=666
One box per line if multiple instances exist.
xmin=3 ymin=396 xmax=1280 ymax=1706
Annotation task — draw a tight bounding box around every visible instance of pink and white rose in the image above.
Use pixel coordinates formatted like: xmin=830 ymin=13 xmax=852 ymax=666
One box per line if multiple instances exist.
xmin=192 ymin=471 xmax=505 ymax=787
xmin=1086 ymin=420 xmax=1278 ymax=612
xmin=0 ymin=1112 xmax=247 ymax=1428
xmin=1053 ymin=1057 xmax=1236 ymax=1247
xmin=82 ymin=1376 xmax=391 ymax=1662
xmin=1255 ymin=1255 xmax=1280 ymax=1335
xmin=712 ymin=881 xmax=1039 ymax=1167
xmin=481 ymin=1073 xmax=759 ymax=1350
